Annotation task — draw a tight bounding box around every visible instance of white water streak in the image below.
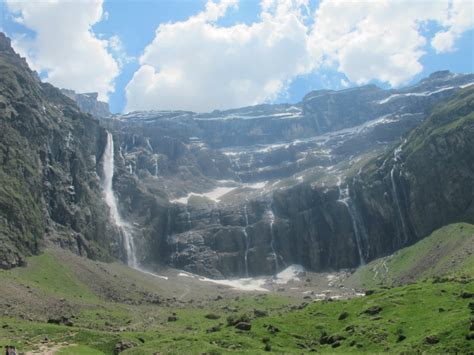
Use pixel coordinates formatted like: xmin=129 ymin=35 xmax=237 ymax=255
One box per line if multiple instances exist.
xmin=102 ymin=131 xmax=138 ymax=268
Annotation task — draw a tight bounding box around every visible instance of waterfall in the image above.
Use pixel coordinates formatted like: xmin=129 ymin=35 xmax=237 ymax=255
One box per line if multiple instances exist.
xmin=101 ymin=131 xmax=138 ymax=269
xmin=145 ymin=137 xmax=153 ymax=151
xmin=390 ymin=145 xmax=409 ymax=245
xmin=267 ymin=207 xmax=279 ymax=273
xmin=185 ymin=207 xmax=192 ymax=229
xmin=243 ymin=205 xmax=250 ymax=277
xmin=337 ymin=177 xmax=365 ymax=265
xmin=154 ymin=158 xmax=159 ymax=177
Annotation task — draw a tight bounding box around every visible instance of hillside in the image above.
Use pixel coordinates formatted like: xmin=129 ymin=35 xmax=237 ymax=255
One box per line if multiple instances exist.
xmin=0 ymin=236 xmax=473 ymax=353
xmin=0 ymin=33 xmax=117 ymax=268
xmin=348 ymin=223 xmax=474 ymax=288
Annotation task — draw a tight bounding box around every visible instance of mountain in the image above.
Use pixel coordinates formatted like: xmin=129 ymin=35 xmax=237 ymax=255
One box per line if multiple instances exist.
xmin=0 ymin=31 xmax=473 ymax=280
xmin=0 ymin=33 xmax=117 ymax=268
xmin=104 ymin=71 xmax=474 ymax=277
xmin=60 ymin=89 xmax=111 ymax=118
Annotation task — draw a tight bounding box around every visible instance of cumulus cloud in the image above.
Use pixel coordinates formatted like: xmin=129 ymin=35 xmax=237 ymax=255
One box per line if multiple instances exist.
xmin=5 ymin=0 xmax=119 ymax=101
xmin=431 ymin=0 xmax=474 ymax=53
xmin=125 ymin=0 xmax=313 ymax=112
xmin=126 ymin=0 xmax=473 ymax=112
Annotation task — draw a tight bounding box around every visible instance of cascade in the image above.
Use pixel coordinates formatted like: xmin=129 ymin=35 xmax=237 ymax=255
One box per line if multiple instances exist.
xmin=154 ymin=158 xmax=158 ymax=177
xmin=267 ymin=206 xmax=279 ymax=273
xmin=337 ymin=177 xmax=365 ymax=265
xmin=101 ymin=131 xmax=138 ymax=268
xmin=145 ymin=137 xmax=153 ymax=151
xmin=185 ymin=207 xmax=192 ymax=229
xmin=390 ymin=145 xmax=409 ymax=245
xmin=243 ymin=205 xmax=250 ymax=277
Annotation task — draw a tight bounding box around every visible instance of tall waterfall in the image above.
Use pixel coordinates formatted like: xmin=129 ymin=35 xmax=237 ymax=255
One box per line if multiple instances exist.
xmin=243 ymin=205 xmax=250 ymax=277
xmin=101 ymin=131 xmax=138 ymax=269
xmin=267 ymin=207 xmax=279 ymax=273
xmin=337 ymin=177 xmax=365 ymax=265
xmin=390 ymin=145 xmax=409 ymax=245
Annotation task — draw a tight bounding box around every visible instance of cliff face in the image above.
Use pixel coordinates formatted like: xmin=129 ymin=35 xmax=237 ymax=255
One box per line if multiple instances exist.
xmin=107 ymin=71 xmax=474 ymax=277
xmin=0 ymin=33 xmax=116 ymax=268
xmin=1 ymin=30 xmax=473 ymax=278
xmin=61 ymin=89 xmax=111 ymax=118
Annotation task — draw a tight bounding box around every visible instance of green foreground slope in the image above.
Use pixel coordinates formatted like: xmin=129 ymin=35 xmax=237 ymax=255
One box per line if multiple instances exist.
xmin=349 ymin=223 xmax=474 ymax=288
xmin=1 ymin=224 xmax=474 ymax=354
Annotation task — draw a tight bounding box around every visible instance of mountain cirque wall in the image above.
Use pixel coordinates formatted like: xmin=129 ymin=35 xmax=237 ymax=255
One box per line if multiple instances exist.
xmin=107 ymin=72 xmax=474 ymax=277
xmin=1 ymin=30 xmax=473 ymax=278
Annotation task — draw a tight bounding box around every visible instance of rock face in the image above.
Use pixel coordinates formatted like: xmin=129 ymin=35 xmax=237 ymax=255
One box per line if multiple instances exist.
xmin=105 ymin=68 xmax=474 ymax=277
xmin=0 ymin=33 xmax=117 ymax=268
xmin=61 ymin=89 xmax=110 ymax=118
xmin=0 ymin=31 xmax=473 ymax=278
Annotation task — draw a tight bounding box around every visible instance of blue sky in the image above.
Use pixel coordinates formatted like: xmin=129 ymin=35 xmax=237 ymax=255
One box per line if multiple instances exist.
xmin=1 ymin=0 xmax=473 ymax=114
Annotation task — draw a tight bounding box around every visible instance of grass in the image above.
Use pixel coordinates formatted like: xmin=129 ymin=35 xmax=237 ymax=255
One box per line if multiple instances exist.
xmin=1 ymin=278 xmax=472 ymax=353
xmin=1 ymin=240 xmax=473 ymax=354
xmin=349 ymin=223 xmax=474 ymax=288
xmin=3 ymin=253 xmax=98 ymax=302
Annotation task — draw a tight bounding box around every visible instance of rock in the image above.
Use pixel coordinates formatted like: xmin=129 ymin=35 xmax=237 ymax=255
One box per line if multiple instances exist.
xmin=114 ymin=341 xmax=136 ymax=354
xmin=320 ymin=333 xmax=345 ymax=345
xmin=345 ymin=325 xmax=355 ymax=333
xmin=206 ymin=325 xmax=221 ymax=333
xmin=47 ymin=317 xmax=73 ymax=327
xmin=266 ymin=324 xmax=280 ymax=334
xmin=363 ymin=306 xmax=382 ymax=315
xmin=227 ymin=314 xmax=250 ymax=326
xmin=235 ymin=322 xmax=251 ymax=331
xmin=424 ymin=335 xmax=439 ymax=344
xmin=338 ymin=311 xmax=349 ymax=320
xmin=397 ymin=334 xmax=406 ymax=342
xmin=254 ymin=309 xmax=268 ymax=318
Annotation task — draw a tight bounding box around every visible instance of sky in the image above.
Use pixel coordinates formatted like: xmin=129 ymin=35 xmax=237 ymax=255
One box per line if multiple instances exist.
xmin=1 ymin=0 xmax=473 ymax=114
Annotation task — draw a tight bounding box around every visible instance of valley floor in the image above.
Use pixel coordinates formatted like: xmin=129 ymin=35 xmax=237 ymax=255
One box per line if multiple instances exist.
xmin=1 ymin=224 xmax=473 ymax=354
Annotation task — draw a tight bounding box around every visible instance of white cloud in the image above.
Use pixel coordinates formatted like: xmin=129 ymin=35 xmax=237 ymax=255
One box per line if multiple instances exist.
xmin=5 ymin=0 xmax=119 ymax=101
xmin=431 ymin=0 xmax=474 ymax=53
xmin=108 ymin=35 xmax=135 ymax=67
xmin=126 ymin=0 xmax=473 ymax=113
xmin=125 ymin=0 xmax=314 ymax=112
xmin=310 ymin=0 xmax=474 ymax=87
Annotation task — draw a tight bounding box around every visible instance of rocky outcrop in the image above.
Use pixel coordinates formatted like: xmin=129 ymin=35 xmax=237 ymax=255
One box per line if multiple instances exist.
xmin=61 ymin=89 xmax=110 ymax=118
xmin=0 ymin=33 xmax=117 ymax=268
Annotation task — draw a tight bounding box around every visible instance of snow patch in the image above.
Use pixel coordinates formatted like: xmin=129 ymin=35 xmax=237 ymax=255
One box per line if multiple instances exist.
xmin=171 ymin=186 xmax=236 ymax=204
xmin=274 ymin=265 xmax=305 ymax=284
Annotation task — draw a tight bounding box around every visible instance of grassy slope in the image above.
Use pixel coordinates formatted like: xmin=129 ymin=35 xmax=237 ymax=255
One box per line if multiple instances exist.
xmin=348 ymin=223 xmax=474 ymax=289
xmin=1 ymin=236 xmax=473 ymax=354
